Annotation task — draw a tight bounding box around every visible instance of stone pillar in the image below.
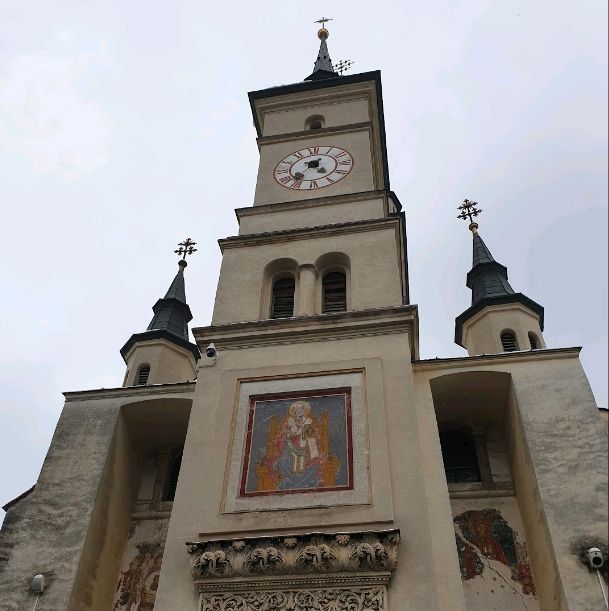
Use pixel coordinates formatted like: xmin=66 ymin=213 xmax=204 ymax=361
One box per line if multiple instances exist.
xmin=296 ymin=264 xmax=318 ymax=316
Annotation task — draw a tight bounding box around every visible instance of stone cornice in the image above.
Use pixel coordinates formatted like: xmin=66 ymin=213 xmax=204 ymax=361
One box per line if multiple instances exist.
xmin=412 ymin=346 xmax=582 ymax=371
xmin=193 ymin=306 xmax=419 ymax=357
xmin=63 ymin=381 xmax=196 ymax=402
xmin=187 ymin=529 xmax=400 ymax=590
xmin=235 ymin=190 xmax=391 ymax=221
xmin=218 ymin=217 xmax=400 ymax=250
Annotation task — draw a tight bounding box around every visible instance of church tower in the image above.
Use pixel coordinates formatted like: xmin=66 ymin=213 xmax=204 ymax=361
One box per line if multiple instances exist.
xmin=0 ymin=22 xmax=606 ymax=611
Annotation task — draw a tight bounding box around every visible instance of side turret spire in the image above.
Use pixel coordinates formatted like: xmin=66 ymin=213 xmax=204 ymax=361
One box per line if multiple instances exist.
xmin=305 ymin=18 xmax=339 ymax=81
xmin=454 ymin=200 xmax=545 ymax=352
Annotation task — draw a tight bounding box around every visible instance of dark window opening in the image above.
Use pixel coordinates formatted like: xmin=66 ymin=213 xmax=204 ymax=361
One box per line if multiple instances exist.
xmin=439 ymin=431 xmax=481 ymax=484
xmin=309 ymin=120 xmax=323 ymax=130
xmin=271 ymin=277 xmax=295 ymax=318
xmin=500 ymin=331 xmax=518 ymax=352
xmin=136 ymin=365 xmax=150 ymax=386
xmin=528 ymin=332 xmax=539 ymax=350
xmin=322 ymin=272 xmax=347 ymax=313
xmin=164 ymin=449 xmax=183 ymax=502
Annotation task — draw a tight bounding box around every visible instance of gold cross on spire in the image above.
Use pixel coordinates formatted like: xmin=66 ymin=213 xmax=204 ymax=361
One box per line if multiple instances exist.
xmin=314 ymin=17 xmax=333 ymax=26
xmin=457 ymin=199 xmax=483 ymax=233
xmin=174 ymin=238 xmax=197 ymax=261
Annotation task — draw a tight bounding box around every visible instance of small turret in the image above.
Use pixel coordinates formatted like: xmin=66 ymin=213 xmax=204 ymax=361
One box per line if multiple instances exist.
xmin=120 ymin=239 xmax=200 ymax=386
xmin=454 ymin=200 xmax=545 ymax=355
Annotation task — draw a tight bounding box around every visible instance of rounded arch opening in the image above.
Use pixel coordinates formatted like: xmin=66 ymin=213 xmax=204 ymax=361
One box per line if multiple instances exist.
xmin=438 ymin=429 xmax=481 ymax=484
xmin=500 ymin=330 xmax=518 ymax=352
xmin=315 ymin=252 xmax=351 ymax=313
xmin=135 ymin=363 xmax=151 ymax=386
xmin=528 ymin=332 xmax=540 ymax=350
xmin=261 ymin=258 xmax=299 ymax=320
xmin=305 ymin=114 xmax=325 ymax=131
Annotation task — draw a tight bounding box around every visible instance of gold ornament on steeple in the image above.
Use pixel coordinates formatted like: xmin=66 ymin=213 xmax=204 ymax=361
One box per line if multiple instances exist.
xmin=314 ymin=16 xmax=332 ymax=40
xmin=458 ymin=199 xmax=483 ymax=233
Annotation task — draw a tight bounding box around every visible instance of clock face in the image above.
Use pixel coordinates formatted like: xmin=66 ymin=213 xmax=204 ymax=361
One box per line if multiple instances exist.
xmin=273 ymin=146 xmax=354 ymax=190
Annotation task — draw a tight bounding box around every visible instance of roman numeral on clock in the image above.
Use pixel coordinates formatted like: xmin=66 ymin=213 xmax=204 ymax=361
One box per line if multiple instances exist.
xmin=290 ymin=180 xmax=303 ymax=189
xmin=308 ymin=180 xmax=319 ymax=189
xmin=292 ymin=151 xmax=305 ymax=160
xmin=307 ymin=147 xmax=320 ymax=155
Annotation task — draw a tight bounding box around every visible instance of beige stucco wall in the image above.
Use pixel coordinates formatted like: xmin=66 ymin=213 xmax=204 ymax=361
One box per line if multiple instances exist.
xmin=415 ymin=349 xmax=608 ymax=611
xmin=123 ymin=339 xmax=197 ymax=386
xmin=212 ymin=225 xmax=404 ymax=325
xmin=153 ymin=320 xmax=466 ymax=611
xmin=261 ymin=96 xmax=370 ymax=136
xmin=461 ymin=302 xmax=545 ymax=355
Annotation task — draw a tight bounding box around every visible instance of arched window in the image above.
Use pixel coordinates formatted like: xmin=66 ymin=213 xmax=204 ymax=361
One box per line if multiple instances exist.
xmin=271 ymin=277 xmax=295 ymax=318
xmin=439 ymin=431 xmax=481 ymax=483
xmin=163 ymin=449 xmax=183 ymax=502
xmin=322 ymin=271 xmax=347 ymax=313
xmin=305 ymin=115 xmax=324 ymax=130
xmin=136 ymin=364 xmax=150 ymax=386
xmin=528 ymin=332 xmax=539 ymax=350
xmin=500 ymin=331 xmax=518 ymax=352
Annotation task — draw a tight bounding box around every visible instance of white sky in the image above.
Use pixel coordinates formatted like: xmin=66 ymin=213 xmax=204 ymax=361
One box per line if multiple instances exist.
xmin=0 ymin=0 xmax=607 ymax=513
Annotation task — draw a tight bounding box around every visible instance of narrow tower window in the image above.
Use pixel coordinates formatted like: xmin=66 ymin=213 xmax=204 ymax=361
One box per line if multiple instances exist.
xmin=439 ymin=431 xmax=481 ymax=484
xmin=305 ymin=115 xmax=325 ymax=130
xmin=322 ymin=272 xmax=347 ymax=313
xmin=271 ymin=277 xmax=295 ymax=318
xmin=163 ymin=449 xmax=183 ymax=502
xmin=136 ymin=364 xmax=150 ymax=386
xmin=500 ymin=331 xmax=518 ymax=352
xmin=528 ymin=332 xmax=539 ymax=350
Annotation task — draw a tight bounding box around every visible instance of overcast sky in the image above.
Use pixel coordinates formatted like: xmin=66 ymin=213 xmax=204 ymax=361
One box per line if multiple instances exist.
xmin=0 ymin=0 xmax=607 ymax=513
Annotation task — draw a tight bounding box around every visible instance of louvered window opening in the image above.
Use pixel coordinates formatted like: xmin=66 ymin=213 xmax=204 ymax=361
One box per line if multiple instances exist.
xmin=136 ymin=365 xmax=150 ymax=386
xmin=322 ymin=272 xmax=347 ymax=313
xmin=271 ymin=277 xmax=295 ymax=319
xmin=164 ymin=450 xmax=182 ymax=502
xmin=528 ymin=333 xmax=538 ymax=350
xmin=440 ymin=431 xmax=481 ymax=484
xmin=501 ymin=332 xmax=518 ymax=352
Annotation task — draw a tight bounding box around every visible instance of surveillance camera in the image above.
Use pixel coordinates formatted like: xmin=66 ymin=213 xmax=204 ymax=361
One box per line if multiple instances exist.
xmin=31 ymin=574 xmax=45 ymax=593
xmin=205 ymin=343 xmax=217 ymax=358
xmin=587 ymin=547 xmax=605 ymax=569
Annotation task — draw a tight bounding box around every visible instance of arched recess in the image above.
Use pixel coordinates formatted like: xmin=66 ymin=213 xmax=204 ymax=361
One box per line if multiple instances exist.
xmin=500 ymin=329 xmax=518 ymax=352
xmin=305 ymin=114 xmax=325 ymax=130
xmin=315 ymin=252 xmax=351 ymax=314
xmin=260 ymin=258 xmax=299 ymax=320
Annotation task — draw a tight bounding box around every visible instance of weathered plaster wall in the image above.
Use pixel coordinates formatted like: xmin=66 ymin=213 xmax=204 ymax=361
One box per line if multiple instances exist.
xmin=112 ymin=518 xmax=169 ymax=610
xmin=451 ymin=497 xmax=538 ymax=611
xmin=0 ymin=397 xmax=122 ymax=610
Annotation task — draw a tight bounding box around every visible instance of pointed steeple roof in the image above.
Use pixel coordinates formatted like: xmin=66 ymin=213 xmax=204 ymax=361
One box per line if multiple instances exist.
xmin=454 ymin=202 xmax=544 ymax=347
xmin=305 ymin=26 xmax=339 ymax=81
xmin=121 ymin=254 xmax=200 ymax=362
xmin=466 ymin=230 xmax=515 ymax=305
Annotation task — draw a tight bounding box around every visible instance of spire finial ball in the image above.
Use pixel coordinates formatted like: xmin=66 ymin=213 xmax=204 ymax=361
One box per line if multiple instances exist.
xmin=317 ymin=27 xmax=329 ymax=40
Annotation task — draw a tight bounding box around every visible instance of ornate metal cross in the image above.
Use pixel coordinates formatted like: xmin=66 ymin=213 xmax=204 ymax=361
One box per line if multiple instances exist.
xmin=457 ymin=199 xmax=483 ymax=224
xmin=174 ymin=238 xmax=198 ymax=260
xmin=314 ymin=17 xmax=333 ymax=26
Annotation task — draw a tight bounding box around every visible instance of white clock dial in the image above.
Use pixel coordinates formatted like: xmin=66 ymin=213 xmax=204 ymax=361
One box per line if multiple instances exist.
xmin=273 ymin=146 xmax=354 ymax=190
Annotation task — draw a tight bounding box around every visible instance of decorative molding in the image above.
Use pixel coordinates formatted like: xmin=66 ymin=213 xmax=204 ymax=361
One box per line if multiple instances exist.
xmin=63 ymin=381 xmax=196 ymax=401
xmin=199 ymin=587 xmax=387 ymax=611
xmin=187 ymin=530 xmax=400 ymax=590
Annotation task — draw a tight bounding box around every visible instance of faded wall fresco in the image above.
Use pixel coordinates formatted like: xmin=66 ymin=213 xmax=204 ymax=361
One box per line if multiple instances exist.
xmin=113 ymin=518 xmax=168 ymax=610
xmin=452 ymin=498 xmax=538 ymax=610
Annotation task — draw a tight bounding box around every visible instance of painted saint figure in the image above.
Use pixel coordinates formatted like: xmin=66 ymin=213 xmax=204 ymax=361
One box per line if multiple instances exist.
xmin=286 ymin=401 xmax=320 ymax=473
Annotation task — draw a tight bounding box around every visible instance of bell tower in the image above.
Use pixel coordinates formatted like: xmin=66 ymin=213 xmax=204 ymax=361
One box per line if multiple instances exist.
xmin=152 ymin=23 xmax=445 ymax=611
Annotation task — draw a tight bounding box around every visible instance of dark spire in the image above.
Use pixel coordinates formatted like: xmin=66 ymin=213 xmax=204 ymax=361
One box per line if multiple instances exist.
xmin=454 ymin=200 xmax=544 ymax=347
xmin=146 ymin=259 xmax=192 ymax=340
xmin=305 ymin=21 xmax=339 ymax=81
xmin=120 ymin=241 xmax=200 ymax=362
xmin=467 ymin=230 xmax=515 ymax=305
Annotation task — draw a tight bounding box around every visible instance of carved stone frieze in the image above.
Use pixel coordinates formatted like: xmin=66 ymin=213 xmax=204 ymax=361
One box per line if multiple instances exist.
xmin=187 ymin=530 xmax=400 ymax=582
xmin=199 ymin=587 xmax=386 ymax=611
